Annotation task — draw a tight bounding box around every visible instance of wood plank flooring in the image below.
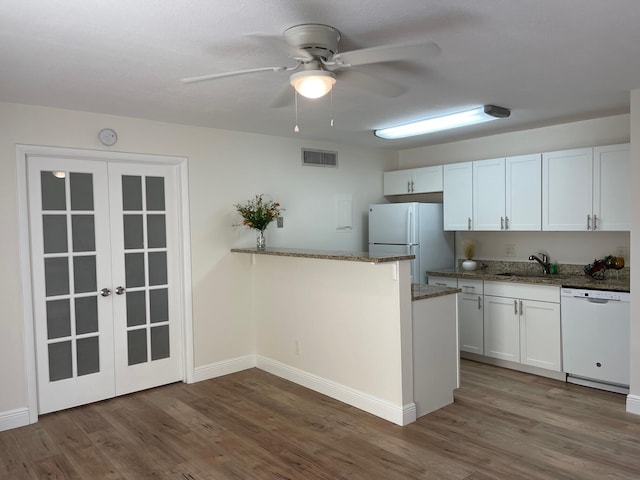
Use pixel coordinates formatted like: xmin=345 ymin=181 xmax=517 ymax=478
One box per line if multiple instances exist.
xmin=2 ymin=359 xmax=640 ymax=479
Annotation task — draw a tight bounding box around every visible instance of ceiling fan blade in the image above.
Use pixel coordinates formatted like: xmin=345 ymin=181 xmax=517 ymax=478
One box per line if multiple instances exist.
xmin=181 ymin=65 xmax=297 ymax=84
xmin=332 ymin=41 xmax=441 ymax=67
xmin=269 ymin=84 xmax=294 ymax=108
xmin=246 ymin=33 xmax=314 ymax=61
xmin=338 ymin=69 xmax=406 ymax=98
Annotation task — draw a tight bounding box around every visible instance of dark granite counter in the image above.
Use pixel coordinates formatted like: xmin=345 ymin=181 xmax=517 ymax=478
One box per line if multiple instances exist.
xmin=231 ymin=247 xmax=414 ymax=263
xmin=411 ymin=284 xmax=461 ymax=301
xmin=428 ymin=261 xmax=630 ymax=292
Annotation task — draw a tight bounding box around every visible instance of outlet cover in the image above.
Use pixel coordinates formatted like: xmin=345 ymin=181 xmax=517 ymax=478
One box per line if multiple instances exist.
xmin=277 ymin=217 xmax=284 ymax=228
xmin=505 ymin=244 xmax=516 ymax=257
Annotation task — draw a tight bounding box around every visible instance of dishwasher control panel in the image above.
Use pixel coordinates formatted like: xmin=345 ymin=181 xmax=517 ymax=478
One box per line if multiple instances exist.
xmin=561 ymin=288 xmax=629 ymax=302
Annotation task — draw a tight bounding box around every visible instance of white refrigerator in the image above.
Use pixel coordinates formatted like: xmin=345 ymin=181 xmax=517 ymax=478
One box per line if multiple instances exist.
xmin=368 ymin=202 xmax=455 ymax=284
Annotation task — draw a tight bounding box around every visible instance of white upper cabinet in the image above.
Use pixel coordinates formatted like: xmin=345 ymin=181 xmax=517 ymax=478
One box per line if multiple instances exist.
xmin=506 ymin=154 xmax=542 ymax=231
xmin=472 ymin=154 xmax=541 ymax=231
xmin=383 ymin=165 xmax=442 ymax=195
xmin=412 ymin=166 xmax=443 ymax=193
xmin=542 ymin=148 xmax=593 ymax=231
xmin=542 ymin=144 xmax=629 ymax=231
xmin=593 ymin=143 xmax=630 ymax=231
xmin=443 ymin=162 xmax=473 ymax=231
xmin=473 ymin=158 xmax=505 ymax=230
xmin=383 ymin=170 xmax=413 ymax=195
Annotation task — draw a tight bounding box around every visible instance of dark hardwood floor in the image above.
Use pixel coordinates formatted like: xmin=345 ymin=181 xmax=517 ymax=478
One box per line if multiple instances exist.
xmin=2 ymin=359 xmax=640 ymax=479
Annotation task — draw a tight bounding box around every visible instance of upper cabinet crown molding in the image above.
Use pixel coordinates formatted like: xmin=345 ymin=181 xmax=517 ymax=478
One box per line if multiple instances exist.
xmin=384 ymin=165 xmax=443 ymax=195
xmin=542 ymin=143 xmax=629 ymax=231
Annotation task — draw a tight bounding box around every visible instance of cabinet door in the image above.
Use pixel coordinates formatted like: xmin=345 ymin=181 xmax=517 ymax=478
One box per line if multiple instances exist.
xmin=443 ymin=162 xmax=473 ymax=231
xmin=506 ymin=154 xmax=541 ymax=231
xmin=542 ymin=148 xmax=593 ymax=231
xmin=459 ymin=293 xmax=483 ymax=354
xmin=473 ymin=158 xmax=505 ymax=231
xmin=412 ymin=165 xmax=443 ymax=193
xmin=519 ymin=300 xmax=561 ymax=371
xmin=383 ymin=170 xmax=412 ymax=195
xmin=484 ymin=295 xmax=520 ymax=362
xmin=593 ymin=143 xmax=630 ymax=231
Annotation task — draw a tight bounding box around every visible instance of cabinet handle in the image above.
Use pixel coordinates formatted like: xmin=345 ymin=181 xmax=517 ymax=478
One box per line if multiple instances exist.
xmin=411 ymin=181 xmax=415 ymax=192
xmin=478 ymin=296 xmax=482 ymax=309
xmin=514 ymin=300 xmax=518 ymax=314
xmin=519 ymin=300 xmax=523 ymax=315
xmin=501 ymin=217 xmax=504 ymax=230
xmin=587 ymin=214 xmax=591 ymax=230
xmin=505 ymin=216 xmax=509 ymax=230
xmin=435 ymin=282 xmax=447 ymax=286
xmin=468 ymin=217 xmax=472 ymax=230
xmin=593 ymin=214 xmax=598 ymax=231
xmin=407 ymin=181 xmax=411 ymax=193
xmin=100 ymin=287 xmax=112 ymax=297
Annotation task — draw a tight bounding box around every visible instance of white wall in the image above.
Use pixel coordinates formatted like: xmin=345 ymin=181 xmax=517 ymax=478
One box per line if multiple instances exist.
xmin=455 ymin=231 xmax=630 ymax=266
xmin=630 ymin=90 xmax=640 ymax=404
xmin=0 ymin=102 xmax=396 ymax=416
xmin=399 ymin=114 xmax=630 ymax=168
xmin=251 ymin=254 xmax=413 ymax=424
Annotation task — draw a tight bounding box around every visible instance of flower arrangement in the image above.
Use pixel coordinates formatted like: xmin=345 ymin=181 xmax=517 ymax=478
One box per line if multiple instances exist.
xmin=462 ymin=240 xmax=475 ymax=260
xmin=234 ymin=194 xmax=283 ymax=232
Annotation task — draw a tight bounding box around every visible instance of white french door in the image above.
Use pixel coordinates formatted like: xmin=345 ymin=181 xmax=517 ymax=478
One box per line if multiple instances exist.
xmin=27 ymin=156 xmax=183 ymax=414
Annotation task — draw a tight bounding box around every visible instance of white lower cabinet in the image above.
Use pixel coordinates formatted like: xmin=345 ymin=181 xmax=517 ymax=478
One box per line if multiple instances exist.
xmin=458 ymin=279 xmax=484 ymax=355
xmin=483 ymin=281 xmax=561 ymax=372
xmin=519 ymin=300 xmax=561 ymax=371
xmin=484 ymin=295 xmax=520 ymax=361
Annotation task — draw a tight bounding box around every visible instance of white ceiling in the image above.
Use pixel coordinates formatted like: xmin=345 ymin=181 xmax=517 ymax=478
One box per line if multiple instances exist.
xmin=3 ymin=0 xmax=640 ymax=149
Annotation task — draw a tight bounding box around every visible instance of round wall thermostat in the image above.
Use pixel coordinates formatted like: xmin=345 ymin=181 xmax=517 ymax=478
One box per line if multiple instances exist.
xmin=98 ymin=128 xmax=118 ymax=146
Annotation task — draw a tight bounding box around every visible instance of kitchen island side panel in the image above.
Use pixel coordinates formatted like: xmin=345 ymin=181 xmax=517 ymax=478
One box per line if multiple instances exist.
xmin=249 ymin=254 xmax=413 ymax=422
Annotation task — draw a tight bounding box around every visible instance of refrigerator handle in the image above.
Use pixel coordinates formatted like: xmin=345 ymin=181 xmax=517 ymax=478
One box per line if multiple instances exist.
xmin=406 ymin=208 xmax=412 ymax=245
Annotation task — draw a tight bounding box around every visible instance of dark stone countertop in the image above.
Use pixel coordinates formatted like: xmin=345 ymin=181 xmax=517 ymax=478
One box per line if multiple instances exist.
xmin=411 ymin=284 xmax=461 ymax=301
xmin=231 ymin=247 xmax=414 ymax=263
xmin=428 ymin=267 xmax=630 ymax=292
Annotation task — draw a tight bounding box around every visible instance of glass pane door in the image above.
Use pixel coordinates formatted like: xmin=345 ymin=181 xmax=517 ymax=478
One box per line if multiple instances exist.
xmin=28 ymin=157 xmax=115 ymax=414
xmin=109 ymin=163 xmax=182 ymax=395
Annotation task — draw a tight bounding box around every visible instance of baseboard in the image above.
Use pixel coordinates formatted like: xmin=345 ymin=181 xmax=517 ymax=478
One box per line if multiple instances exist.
xmin=256 ymin=355 xmax=416 ymax=426
xmin=191 ymin=354 xmax=256 ymax=383
xmin=460 ymin=352 xmax=565 ymax=381
xmin=0 ymin=408 xmax=30 ymax=432
xmin=627 ymin=394 xmax=640 ymax=415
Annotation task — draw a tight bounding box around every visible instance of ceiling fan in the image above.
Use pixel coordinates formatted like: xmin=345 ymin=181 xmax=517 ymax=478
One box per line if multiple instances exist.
xmin=181 ymin=24 xmax=441 ymax=101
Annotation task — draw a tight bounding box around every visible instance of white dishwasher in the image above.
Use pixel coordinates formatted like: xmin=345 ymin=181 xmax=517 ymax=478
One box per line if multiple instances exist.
xmin=561 ymin=288 xmax=630 ymax=394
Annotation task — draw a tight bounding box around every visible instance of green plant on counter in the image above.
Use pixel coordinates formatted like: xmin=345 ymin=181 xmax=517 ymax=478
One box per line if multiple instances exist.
xmin=234 ymin=194 xmax=284 ymax=231
xmin=462 ymin=240 xmax=475 ymax=260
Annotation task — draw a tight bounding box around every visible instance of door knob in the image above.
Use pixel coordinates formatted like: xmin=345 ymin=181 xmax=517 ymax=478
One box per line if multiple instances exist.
xmin=100 ymin=288 xmax=112 ymax=297
xmin=115 ymin=286 xmax=126 ymax=295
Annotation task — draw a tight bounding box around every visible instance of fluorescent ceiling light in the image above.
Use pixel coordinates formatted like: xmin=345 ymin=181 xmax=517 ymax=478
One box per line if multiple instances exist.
xmin=290 ymin=70 xmax=336 ymax=99
xmin=374 ymin=105 xmax=511 ymax=140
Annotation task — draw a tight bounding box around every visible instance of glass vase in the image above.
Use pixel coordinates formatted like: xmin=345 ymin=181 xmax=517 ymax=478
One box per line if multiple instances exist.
xmin=256 ymin=230 xmax=266 ymax=250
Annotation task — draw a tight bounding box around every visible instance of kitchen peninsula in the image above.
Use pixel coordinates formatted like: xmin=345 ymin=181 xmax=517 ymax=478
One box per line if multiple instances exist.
xmin=231 ymin=247 xmax=460 ymax=425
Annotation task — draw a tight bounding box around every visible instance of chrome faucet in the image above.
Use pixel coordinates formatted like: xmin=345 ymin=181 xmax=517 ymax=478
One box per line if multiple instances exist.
xmin=529 ymin=252 xmax=551 ymax=274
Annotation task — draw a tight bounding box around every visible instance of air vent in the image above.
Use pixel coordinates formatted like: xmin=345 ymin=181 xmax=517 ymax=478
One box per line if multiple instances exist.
xmin=302 ymin=148 xmax=338 ymax=167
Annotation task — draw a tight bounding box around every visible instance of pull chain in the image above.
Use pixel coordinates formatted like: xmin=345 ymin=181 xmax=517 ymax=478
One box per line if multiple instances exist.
xmin=294 ymin=90 xmax=300 ymax=133
xmin=330 ymin=88 xmax=334 ymax=127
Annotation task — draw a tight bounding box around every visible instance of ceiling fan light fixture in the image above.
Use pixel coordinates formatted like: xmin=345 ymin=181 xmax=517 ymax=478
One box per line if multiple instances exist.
xmin=374 ymin=105 xmax=511 ymax=139
xmin=290 ymin=70 xmax=336 ymax=99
